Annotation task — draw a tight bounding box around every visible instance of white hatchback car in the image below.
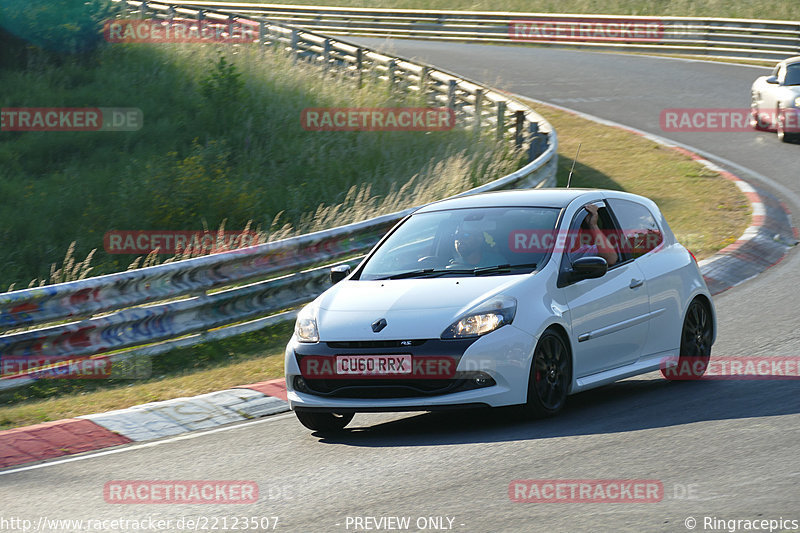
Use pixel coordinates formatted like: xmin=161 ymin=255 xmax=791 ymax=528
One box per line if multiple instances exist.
xmin=285 ymin=189 xmax=715 ymax=432
xmin=751 ymin=55 xmax=800 ymax=142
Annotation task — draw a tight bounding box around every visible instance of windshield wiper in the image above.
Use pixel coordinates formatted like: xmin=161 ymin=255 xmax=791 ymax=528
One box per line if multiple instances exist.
xmin=376 ymin=263 xmax=537 ymax=280
xmin=473 ymin=263 xmax=538 ymax=275
xmin=377 ymin=268 xmax=448 ymax=280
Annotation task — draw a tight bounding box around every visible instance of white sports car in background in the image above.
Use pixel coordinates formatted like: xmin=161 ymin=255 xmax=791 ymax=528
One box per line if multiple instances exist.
xmin=751 ymin=55 xmax=800 ymax=143
xmin=285 ymin=189 xmax=716 ymax=432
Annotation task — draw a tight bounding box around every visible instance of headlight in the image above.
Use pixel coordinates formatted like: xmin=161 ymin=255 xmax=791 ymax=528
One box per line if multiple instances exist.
xmin=441 ymin=296 xmax=517 ymax=339
xmin=294 ymin=305 xmax=319 ymax=342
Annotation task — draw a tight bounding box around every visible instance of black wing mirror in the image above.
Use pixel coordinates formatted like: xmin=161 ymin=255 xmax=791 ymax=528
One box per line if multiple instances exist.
xmin=766 ymin=75 xmax=779 ymax=85
xmin=568 ymin=256 xmax=608 ymax=283
xmin=330 ymin=264 xmax=351 ymax=283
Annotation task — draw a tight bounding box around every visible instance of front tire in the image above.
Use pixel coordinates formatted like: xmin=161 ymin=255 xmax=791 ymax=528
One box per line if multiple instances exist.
xmin=777 ymin=106 xmax=800 ymax=143
xmin=294 ymin=410 xmax=354 ymax=432
xmin=750 ymin=94 xmax=767 ymax=130
xmin=524 ymin=330 xmax=571 ymax=417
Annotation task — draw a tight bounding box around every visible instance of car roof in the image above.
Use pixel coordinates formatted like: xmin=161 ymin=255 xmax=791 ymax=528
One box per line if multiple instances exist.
xmin=780 ymin=56 xmax=800 ymax=67
xmin=414 ymin=188 xmax=646 ymax=212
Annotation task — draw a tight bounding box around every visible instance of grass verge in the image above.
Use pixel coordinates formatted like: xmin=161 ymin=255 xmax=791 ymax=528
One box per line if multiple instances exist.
xmin=0 ymin=95 xmax=751 ymax=432
xmin=0 ymin=38 xmax=517 ymax=289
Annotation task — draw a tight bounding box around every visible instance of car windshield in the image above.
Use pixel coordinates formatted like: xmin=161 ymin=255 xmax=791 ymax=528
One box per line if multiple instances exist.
xmin=358 ymin=206 xmax=561 ymax=280
xmin=784 ymin=64 xmax=800 ymax=85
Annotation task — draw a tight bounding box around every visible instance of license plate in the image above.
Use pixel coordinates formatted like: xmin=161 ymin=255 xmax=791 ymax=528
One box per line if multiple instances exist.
xmin=335 ymin=354 xmax=412 ymax=375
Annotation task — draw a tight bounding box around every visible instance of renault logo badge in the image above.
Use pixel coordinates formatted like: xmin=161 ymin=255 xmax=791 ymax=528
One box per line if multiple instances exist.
xmin=371 ymin=318 xmax=387 ymax=333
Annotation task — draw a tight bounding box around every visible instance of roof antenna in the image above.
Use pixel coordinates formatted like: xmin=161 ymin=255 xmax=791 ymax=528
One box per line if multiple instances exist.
xmin=566 ymin=143 xmax=582 ymax=188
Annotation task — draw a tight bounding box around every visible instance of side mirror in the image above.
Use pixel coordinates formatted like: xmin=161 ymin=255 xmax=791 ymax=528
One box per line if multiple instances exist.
xmin=570 ymin=256 xmax=608 ymax=281
xmin=330 ymin=264 xmax=351 ymax=284
xmin=766 ymin=76 xmax=779 ymax=85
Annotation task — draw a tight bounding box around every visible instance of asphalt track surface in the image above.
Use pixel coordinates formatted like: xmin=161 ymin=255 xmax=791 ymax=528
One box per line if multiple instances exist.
xmin=2 ymin=43 xmax=798 ymax=533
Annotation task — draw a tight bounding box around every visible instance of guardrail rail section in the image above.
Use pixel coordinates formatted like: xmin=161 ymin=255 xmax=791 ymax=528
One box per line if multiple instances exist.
xmin=169 ymin=2 xmax=800 ymax=62
xmin=0 ymin=0 xmax=558 ymax=391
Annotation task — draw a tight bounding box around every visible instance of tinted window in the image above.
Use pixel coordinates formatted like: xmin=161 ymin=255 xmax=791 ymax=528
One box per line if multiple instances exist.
xmin=358 ymin=207 xmax=560 ymax=280
xmin=607 ymin=199 xmax=663 ymax=259
xmin=784 ymin=64 xmax=800 ymax=86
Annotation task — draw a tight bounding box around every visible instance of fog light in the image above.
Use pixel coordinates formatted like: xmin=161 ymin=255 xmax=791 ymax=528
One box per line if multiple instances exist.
xmin=470 ymin=372 xmax=495 ymax=388
xmin=293 ymin=376 xmax=309 ymax=393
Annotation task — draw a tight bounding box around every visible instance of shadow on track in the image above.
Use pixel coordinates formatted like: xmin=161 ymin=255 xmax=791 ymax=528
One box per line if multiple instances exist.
xmin=314 ymin=374 xmax=800 ymax=447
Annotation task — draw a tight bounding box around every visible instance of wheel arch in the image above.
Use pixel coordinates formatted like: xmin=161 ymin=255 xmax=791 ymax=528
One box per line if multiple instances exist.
xmin=684 ymin=292 xmax=717 ymax=346
xmin=534 ymin=322 xmax=576 ymax=395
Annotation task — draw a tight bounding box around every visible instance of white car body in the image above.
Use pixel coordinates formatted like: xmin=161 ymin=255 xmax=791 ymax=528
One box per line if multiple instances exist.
xmin=751 ymin=56 xmax=800 ymax=142
xmin=285 ymin=189 xmax=716 ymax=428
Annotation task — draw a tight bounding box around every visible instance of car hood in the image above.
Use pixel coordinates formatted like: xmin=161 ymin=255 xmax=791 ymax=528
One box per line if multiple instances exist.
xmin=315 ymin=276 xmax=527 ymax=341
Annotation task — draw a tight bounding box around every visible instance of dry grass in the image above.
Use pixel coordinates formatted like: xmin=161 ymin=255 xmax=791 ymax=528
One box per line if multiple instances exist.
xmin=0 ymin=96 xmax=752 ymax=431
xmin=524 ymin=97 xmax=750 ymax=259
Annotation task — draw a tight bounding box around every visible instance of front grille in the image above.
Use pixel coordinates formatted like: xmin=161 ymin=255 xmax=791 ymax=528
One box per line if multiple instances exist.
xmin=326 ymin=340 xmax=426 ymax=349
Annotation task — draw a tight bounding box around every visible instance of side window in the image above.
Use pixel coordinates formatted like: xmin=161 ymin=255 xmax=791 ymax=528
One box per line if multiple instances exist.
xmin=607 ymin=199 xmax=663 ymax=260
xmin=565 ymin=202 xmax=623 ymax=267
xmin=785 ymin=64 xmax=800 ymax=86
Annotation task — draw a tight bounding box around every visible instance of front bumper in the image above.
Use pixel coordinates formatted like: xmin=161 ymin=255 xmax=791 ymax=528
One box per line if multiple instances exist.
xmin=285 ymin=324 xmax=536 ymax=411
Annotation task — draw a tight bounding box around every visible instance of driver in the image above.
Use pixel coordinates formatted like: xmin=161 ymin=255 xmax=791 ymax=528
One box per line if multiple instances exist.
xmin=452 ymin=226 xmax=506 ymax=268
xmin=568 ymin=204 xmax=618 ymax=266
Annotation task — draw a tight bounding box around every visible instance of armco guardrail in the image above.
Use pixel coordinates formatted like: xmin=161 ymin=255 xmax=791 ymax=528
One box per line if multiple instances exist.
xmin=0 ymin=1 xmax=557 ymax=391
xmin=172 ymin=2 xmax=800 ymax=62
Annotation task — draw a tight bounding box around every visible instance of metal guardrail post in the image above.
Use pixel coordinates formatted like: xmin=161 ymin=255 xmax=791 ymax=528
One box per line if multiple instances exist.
xmin=259 ymin=21 xmax=266 ymax=49
xmin=474 ymin=89 xmax=483 ymax=135
xmin=797 ymin=24 xmax=800 ymax=54
xmin=528 ymin=121 xmax=541 ymax=161
xmin=447 ymin=80 xmax=456 ymax=112
xmin=514 ymin=110 xmax=525 ymax=149
xmin=291 ymin=29 xmax=299 ymax=63
xmin=496 ymin=101 xmax=506 ymax=141
xmin=228 ymin=15 xmax=235 ymax=41
xmin=388 ymin=59 xmax=397 ymax=90
xmin=356 ymin=48 xmax=363 ymax=87
xmin=420 ymin=66 xmax=429 ymax=103
xmin=167 ymin=5 xmax=175 ymax=21
xmin=139 ymin=1 xmax=147 ymax=19
xmin=197 ymin=9 xmax=204 ymax=22
xmin=323 ymin=38 xmax=331 ymax=67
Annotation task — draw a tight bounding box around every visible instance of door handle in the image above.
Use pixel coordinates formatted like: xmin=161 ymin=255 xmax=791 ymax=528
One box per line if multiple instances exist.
xmin=630 ymin=278 xmax=644 ymax=289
